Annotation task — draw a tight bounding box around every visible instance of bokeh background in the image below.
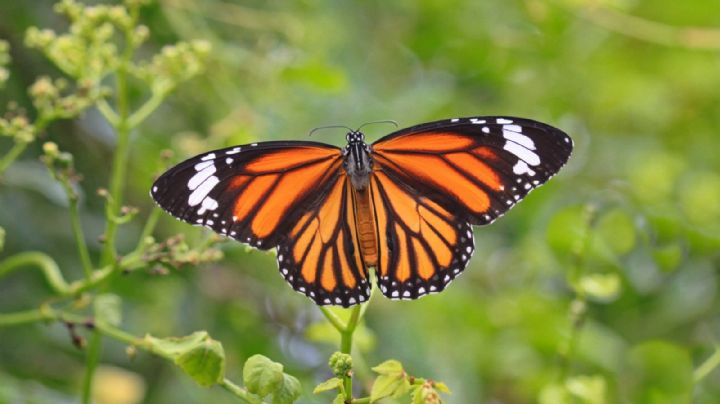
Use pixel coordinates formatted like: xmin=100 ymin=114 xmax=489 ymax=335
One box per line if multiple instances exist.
xmin=1 ymin=0 xmax=720 ymax=402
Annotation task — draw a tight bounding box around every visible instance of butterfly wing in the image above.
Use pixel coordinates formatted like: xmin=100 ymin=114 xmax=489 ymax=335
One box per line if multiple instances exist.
xmin=370 ymin=116 xmax=573 ymax=299
xmin=151 ymin=141 xmax=344 ymax=248
xmin=370 ymin=170 xmax=474 ymax=299
xmin=371 ymin=116 xmax=573 ymax=225
xmin=151 ymin=141 xmax=369 ymax=306
xmin=276 ymin=174 xmax=371 ymax=306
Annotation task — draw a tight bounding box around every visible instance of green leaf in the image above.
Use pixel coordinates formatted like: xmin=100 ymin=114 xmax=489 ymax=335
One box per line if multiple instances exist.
xmin=594 ymin=208 xmax=636 ymax=256
xmin=94 ymin=293 xmax=122 ymax=326
xmin=578 ymin=273 xmax=621 ymax=302
xmin=271 ymin=373 xmax=302 ymax=404
xmin=175 ymin=337 xmax=225 ymax=387
xmin=538 ymin=383 xmax=570 ymax=404
xmin=332 ymin=393 xmax=345 ymax=404
xmin=565 ymin=375 xmax=606 ymax=404
xmin=546 ymin=206 xmax=586 ymax=256
xmin=433 ymin=382 xmax=451 ymax=394
xmin=370 ymin=373 xmax=410 ymax=402
xmin=410 ymin=385 xmax=426 ymax=404
xmin=313 ymin=377 xmax=342 ymax=394
xmin=143 ymin=332 xmax=226 ymax=388
xmin=621 ymin=341 xmax=693 ymax=403
xmin=144 ymin=331 xmax=209 ymax=358
xmin=243 ymin=354 xmax=284 ymax=398
xmin=371 ymin=359 xmax=404 ymax=376
xmin=652 ymin=243 xmax=683 ymax=272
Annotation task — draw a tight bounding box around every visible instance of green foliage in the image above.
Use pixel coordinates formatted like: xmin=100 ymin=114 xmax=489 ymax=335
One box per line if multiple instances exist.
xmin=2 ymin=0 xmax=720 ymax=403
xmin=241 ymin=354 xmax=301 ymax=403
xmin=622 ymin=341 xmax=694 ymax=403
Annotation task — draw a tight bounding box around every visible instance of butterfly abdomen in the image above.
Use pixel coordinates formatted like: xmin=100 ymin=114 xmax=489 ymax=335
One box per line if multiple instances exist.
xmin=352 ymin=187 xmax=378 ymax=266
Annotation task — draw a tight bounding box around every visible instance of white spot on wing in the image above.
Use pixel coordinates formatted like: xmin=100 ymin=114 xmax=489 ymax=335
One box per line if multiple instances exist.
xmin=188 ymin=165 xmax=216 ymax=190
xmin=497 ymin=118 xmax=513 ymax=124
xmin=226 ymin=147 xmax=241 ymax=155
xmin=225 ymin=157 xmax=233 ymax=164
xmin=201 ymin=153 xmax=215 ymax=161
xmin=188 ymin=176 xmax=219 ymax=206
xmin=504 ymin=142 xmax=540 ymax=165
xmin=504 ymin=128 xmax=535 ymax=150
xmin=194 ymin=160 xmax=213 ymax=171
xmin=482 ymin=127 xmax=490 ymax=134
xmin=470 ymin=118 xmax=486 ymax=124
xmin=513 ymin=160 xmax=537 ymax=176
xmin=451 ymin=118 xmax=459 ymax=122
xmin=197 ymin=196 xmax=218 ymax=215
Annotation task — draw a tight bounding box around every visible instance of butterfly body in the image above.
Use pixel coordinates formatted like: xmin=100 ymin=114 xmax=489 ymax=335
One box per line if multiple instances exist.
xmin=152 ymin=116 xmax=573 ymax=307
xmin=343 ymin=131 xmax=373 ymax=190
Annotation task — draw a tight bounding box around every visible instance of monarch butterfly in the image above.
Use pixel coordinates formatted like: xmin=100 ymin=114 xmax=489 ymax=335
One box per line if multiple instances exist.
xmin=151 ymin=116 xmax=573 ymax=307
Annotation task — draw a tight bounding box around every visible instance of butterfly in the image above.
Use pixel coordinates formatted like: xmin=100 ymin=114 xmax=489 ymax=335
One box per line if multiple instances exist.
xmin=151 ymin=116 xmax=573 ymax=307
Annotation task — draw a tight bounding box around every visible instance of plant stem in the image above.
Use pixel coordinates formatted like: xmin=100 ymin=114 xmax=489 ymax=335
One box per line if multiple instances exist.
xmin=0 ymin=308 xmax=48 ymax=326
xmin=341 ymin=305 xmax=361 ymax=354
xmin=694 ymin=346 xmax=720 ymax=383
xmin=319 ymin=306 xmax=346 ymax=332
xmin=0 ymin=141 xmax=29 ymax=176
xmin=0 ymin=251 xmax=69 ymax=294
xmin=137 ymin=207 xmax=162 ymax=245
xmin=62 ymin=182 xmax=94 ymax=280
xmin=128 ymin=91 xmax=166 ymax=129
xmin=100 ymin=19 xmax=136 ymax=267
xmin=220 ymin=379 xmax=264 ymax=404
xmin=81 ymin=330 xmax=103 ymax=404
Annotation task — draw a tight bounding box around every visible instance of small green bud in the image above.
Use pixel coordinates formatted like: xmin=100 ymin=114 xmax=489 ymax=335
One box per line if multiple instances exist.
xmin=43 ymin=141 xmax=60 ymax=157
xmin=328 ymin=352 xmax=352 ymax=377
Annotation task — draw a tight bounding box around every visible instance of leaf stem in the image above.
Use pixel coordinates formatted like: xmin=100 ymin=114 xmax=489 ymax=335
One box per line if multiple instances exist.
xmin=128 ymin=91 xmax=166 ymax=129
xmin=220 ymin=378 xmax=264 ymax=404
xmin=61 ymin=181 xmax=94 ymax=280
xmin=0 ymin=308 xmax=48 ymax=326
xmin=694 ymin=346 xmax=720 ymax=383
xmin=319 ymin=306 xmax=346 ymax=333
xmin=0 ymin=141 xmax=29 ymax=176
xmin=0 ymin=251 xmax=69 ymax=294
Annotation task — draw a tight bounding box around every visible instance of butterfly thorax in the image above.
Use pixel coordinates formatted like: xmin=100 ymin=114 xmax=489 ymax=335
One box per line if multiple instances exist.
xmin=343 ymin=131 xmax=373 ymax=190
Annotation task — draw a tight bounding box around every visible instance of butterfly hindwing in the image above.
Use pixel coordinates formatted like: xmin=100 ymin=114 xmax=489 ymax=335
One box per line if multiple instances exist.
xmin=371 ymin=116 xmax=573 ymax=225
xmin=370 ymin=171 xmax=474 ymax=300
xmin=151 ymin=141 xmax=343 ymax=249
xmin=276 ymin=175 xmax=371 ymax=306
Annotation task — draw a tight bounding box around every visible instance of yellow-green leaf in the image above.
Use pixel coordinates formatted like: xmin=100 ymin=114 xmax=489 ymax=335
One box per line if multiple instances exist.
xmin=175 ymin=338 xmax=225 ymax=387
xmin=94 ymin=293 xmax=122 ymax=326
xmin=313 ymin=377 xmax=342 ymax=394
xmin=370 ymin=373 xmax=409 ymax=402
xmin=243 ymin=354 xmax=284 ymax=398
xmin=272 ymin=373 xmax=302 ymax=404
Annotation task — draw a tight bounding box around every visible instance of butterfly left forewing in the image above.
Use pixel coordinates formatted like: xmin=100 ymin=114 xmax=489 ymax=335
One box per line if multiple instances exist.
xmin=370 ymin=171 xmax=474 ymax=300
xmin=151 ymin=141 xmax=343 ymax=249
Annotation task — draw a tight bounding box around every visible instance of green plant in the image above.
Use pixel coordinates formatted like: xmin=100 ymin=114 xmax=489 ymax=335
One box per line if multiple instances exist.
xmin=0 ymin=1 xmax=452 ymax=402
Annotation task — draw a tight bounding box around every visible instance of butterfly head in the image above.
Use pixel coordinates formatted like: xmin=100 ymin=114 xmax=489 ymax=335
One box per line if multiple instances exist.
xmin=346 ymin=131 xmax=365 ymax=144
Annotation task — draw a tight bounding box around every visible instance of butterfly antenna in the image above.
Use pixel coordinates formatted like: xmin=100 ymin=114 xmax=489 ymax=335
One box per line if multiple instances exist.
xmin=355 ymin=119 xmax=399 ymax=132
xmin=308 ymin=124 xmax=354 ymax=137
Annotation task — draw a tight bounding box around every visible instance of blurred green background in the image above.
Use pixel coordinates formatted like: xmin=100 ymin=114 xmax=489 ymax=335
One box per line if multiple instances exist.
xmin=1 ymin=0 xmax=720 ymax=402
